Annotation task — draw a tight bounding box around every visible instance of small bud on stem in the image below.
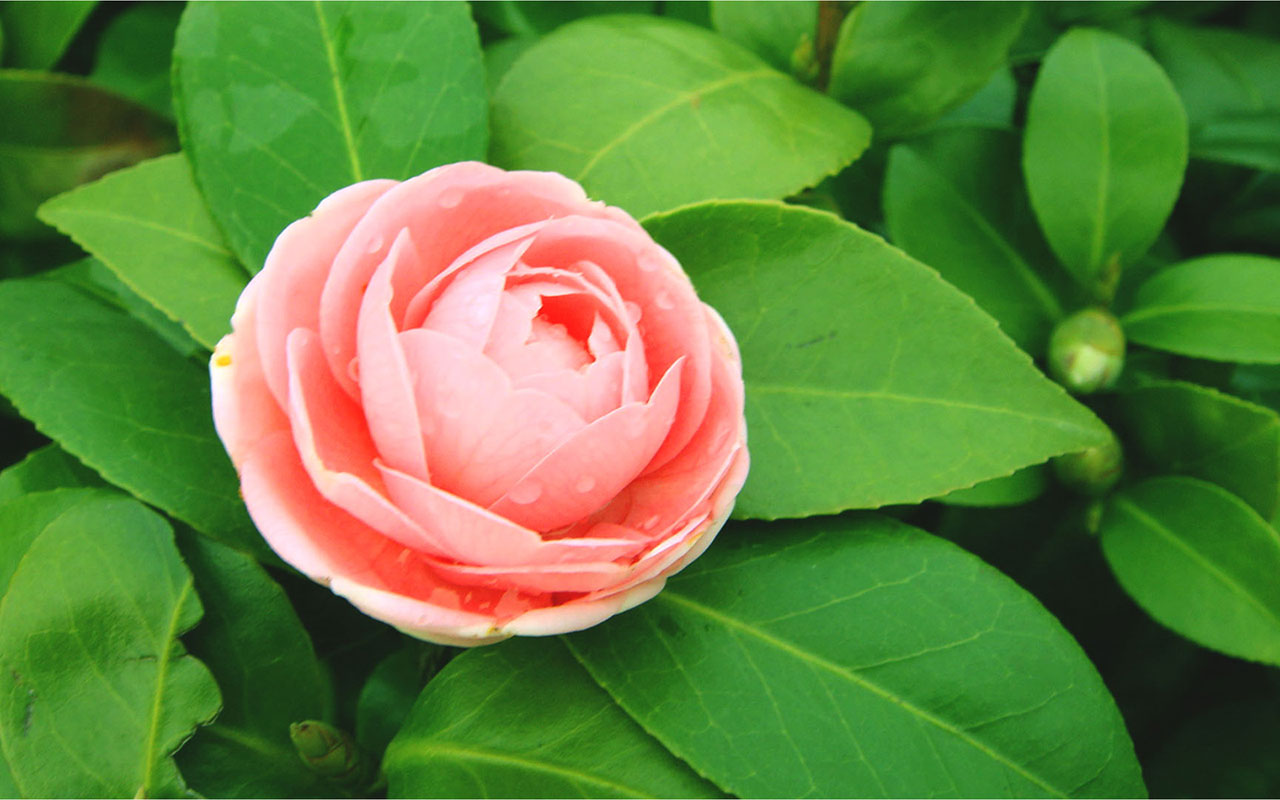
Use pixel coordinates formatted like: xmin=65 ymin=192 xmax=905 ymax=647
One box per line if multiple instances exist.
xmin=1053 ymin=432 xmax=1124 ymax=498
xmin=290 ymin=720 xmax=384 ymax=794
xmin=1048 ymin=308 xmax=1126 ymax=395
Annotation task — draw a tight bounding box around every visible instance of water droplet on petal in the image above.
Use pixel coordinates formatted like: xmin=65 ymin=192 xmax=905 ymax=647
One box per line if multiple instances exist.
xmin=638 ymin=254 xmax=660 ymax=272
xmin=366 ymin=234 xmax=384 ymax=254
xmin=655 ymin=291 xmax=675 ymax=310
xmin=643 ymin=514 xmax=661 ymax=530
xmin=509 ymin=481 xmax=543 ymax=504
xmin=575 ymin=475 xmax=596 ymax=493
xmin=440 ymin=187 xmax=465 ymax=209
xmin=624 ymin=301 xmax=643 ymax=324
xmin=347 ymin=358 xmax=360 ymax=383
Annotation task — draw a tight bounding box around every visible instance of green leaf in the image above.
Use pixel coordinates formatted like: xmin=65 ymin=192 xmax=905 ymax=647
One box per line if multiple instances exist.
xmin=484 ymin=36 xmax=536 ymax=96
xmin=356 ymin=645 xmax=440 ymax=760
xmin=0 ymin=444 xmax=104 ymax=504
xmin=829 ymin=2 xmax=1028 ymax=138
xmin=884 ymin=125 xmax=1074 ymax=354
xmin=567 ymin=516 xmax=1144 ymax=798
xmin=173 ymin=0 xmax=488 ymax=271
xmin=1101 ymin=476 xmax=1280 ymax=666
xmin=644 ymin=201 xmax=1109 ymax=519
xmin=474 ymin=1 xmax=654 ymax=37
xmin=0 ymin=70 xmax=174 ymax=239
xmin=1149 ymin=19 xmax=1280 ymax=172
xmin=89 ymin=1 xmax=183 ymax=117
xmin=384 ymin=638 xmax=720 ymax=799
xmin=936 ymin=68 xmax=1017 ymax=128
xmin=1023 ymin=27 xmax=1188 ymax=289
xmin=491 ymin=15 xmax=870 ymax=218
xmin=0 ymin=492 xmax=220 ymax=797
xmin=0 ymin=487 xmax=115 ymax=600
xmin=0 ymin=1 xmax=95 ymax=68
xmin=175 ymin=532 xmax=335 ymax=799
xmin=1118 ymin=379 xmax=1280 ymax=519
xmin=709 ymin=0 xmax=818 ymax=78
xmin=935 ymin=465 xmax=1049 ymax=508
xmin=0 ymin=278 xmax=269 ymax=560
xmin=1122 ymin=253 xmax=1280 ymax=363
xmin=39 ymin=153 xmax=250 ymax=350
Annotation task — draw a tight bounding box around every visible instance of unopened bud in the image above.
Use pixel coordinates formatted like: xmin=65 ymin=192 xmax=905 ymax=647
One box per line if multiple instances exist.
xmin=789 ymin=34 xmax=820 ymax=85
xmin=1053 ymin=434 xmax=1123 ymax=497
xmin=1048 ymin=308 xmax=1125 ymax=394
xmin=289 ymin=720 xmax=382 ymax=792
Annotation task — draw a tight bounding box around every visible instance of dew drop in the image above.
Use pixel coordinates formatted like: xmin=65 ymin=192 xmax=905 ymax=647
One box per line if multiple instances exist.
xmin=655 ymin=291 xmax=675 ymax=310
xmin=712 ymin=423 xmax=732 ymax=449
xmin=624 ymin=301 xmax=643 ymax=324
xmin=509 ymin=481 xmax=543 ymax=504
xmin=346 ymin=357 xmax=360 ymax=383
xmin=440 ymin=187 xmax=465 ymax=209
xmin=638 ymin=254 xmax=660 ymax=272
xmin=643 ymin=514 xmax=661 ymax=530
xmin=575 ymin=475 xmax=596 ymax=493
xmin=366 ymin=234 xmax=385 ymax=254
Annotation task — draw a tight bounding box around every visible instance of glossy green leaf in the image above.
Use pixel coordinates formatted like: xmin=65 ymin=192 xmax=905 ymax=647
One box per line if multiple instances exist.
xmin=356 ymin=645 xmax=441 ymax=760
xmin=884 ymin=125 xmax=1074 ymax=353
xmin=645 ymin=201 xmax=1109 ymax=519
xmin=935 ymin=465 xmax=1049 ymax=508
xmin=174 ymin=0 xmax=488 ymax=271
xmin=39 ymin=153 xmax=250 ymax=350
xmin=384 ymin=638 xmax=719 ymax=799
xmin=491 ymin=16 xmax=870 ymax=218
xmin=829 ymin=2 xmax=1028 ymax=138
xmin=0 ymin=444 xmax=104 ymax=504
xmin=568 ymin=516 xmax=1144 ymax=798
xmin=0 ymin=278 xmax=268 ymax=560
xmin=1149 ymin=19 xmax=1280 ymax=172
xmin=1023 ymin=28 xmax=1188 ymax=288
xmin=90 ymin=1 xmax=183 ymax=117
xmin=474 ymin=1 xmax=653 ymax=36
xmin=0 ymin=1 xmax=94 ymax=68
xmin=0 ymin=487 xmax=115 ymax=599
xmin=1122 ymin=254 xmax=1280 ymax=363
xmin=1118 ymin=380 xmax=1280 ymax=519
xmin=484 ymin=36 xmax=535 ymax=95
xmin=709 ymin=0 xmax=818 ymax=78
xmin=0 ymin=70 xmax=174 ymax=239
xmin=0 ymin=492 xmax=220 ymax=797
xmin=176 ymin=532 xmax=335 ymax=799
xmin=1101 ymin=476 xmax=1280 ymax=665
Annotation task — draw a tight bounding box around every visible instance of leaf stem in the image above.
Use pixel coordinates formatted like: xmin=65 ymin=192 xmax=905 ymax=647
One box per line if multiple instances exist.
xmin=815 ymin=0 xmax=849 ymax=92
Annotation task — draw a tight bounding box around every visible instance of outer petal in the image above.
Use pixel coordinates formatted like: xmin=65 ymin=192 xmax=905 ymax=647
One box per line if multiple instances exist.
xmin=254 ymin=179 xmax=396 ymax=407
xmin=211 ymin=276 xmax=288 ymax=466
xmin=498 ymin=577 xmax=667 ymax=637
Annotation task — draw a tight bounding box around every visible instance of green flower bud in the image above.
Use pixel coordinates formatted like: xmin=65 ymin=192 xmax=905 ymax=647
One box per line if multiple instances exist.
xmin=789 ymin=33 xmax=820 ymax=85
xmin=1053 ymin=434 xmax=1123 ymax=497
xmin=289 ymin=720 xmax=383 ymax=792
xmin=1048 ymin=308 xmax=1125 ymax=395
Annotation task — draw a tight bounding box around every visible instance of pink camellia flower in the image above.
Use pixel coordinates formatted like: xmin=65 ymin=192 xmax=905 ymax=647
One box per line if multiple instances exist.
xmin=210 ymin=162 xmax=748 ymax=646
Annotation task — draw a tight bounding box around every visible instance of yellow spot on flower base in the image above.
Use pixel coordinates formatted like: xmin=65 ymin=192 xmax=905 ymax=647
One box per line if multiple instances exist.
xmin=214 ymin=353 xmax=232 ymax=367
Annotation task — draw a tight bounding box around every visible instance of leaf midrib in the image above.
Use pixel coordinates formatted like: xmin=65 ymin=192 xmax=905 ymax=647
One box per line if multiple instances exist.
xmin=1122 ymin=303 xmax=1280 ymax=325
xmin=655 ymin=591 xmax=1067 ymax=798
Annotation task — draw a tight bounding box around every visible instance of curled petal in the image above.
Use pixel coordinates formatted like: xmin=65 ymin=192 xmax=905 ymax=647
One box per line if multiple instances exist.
xmin=211 ymin=279 xmax=289 ymax=465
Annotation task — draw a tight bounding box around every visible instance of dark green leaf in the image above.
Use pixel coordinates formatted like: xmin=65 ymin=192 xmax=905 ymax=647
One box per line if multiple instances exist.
xmin=568 ymin=516 xmax=1144 ymax=798
xmin=829 ymin=2 xmax=1028 ymax=138
xmin=491 ymin=16 xmax=870 ymax=218
xmin=90 ymin=1 xmax=183 ymax=117
xmin=884 ymin=125 xmax=1075 ymax=353
xmin=39 ymin=153 xmax=250 ymax=350
xmin=935 ymin=465 xmax=1049 ymax=508
xmin=0 ymin=492 xmax=220 ymax=797
xmin=0 ymin=444 xmax=104 ymax=504
xmin=483 ymin=36 xmax=535 ymax=95
xmin=1118 ymin=379 xmax=1280 ymax=519
xmin=1149 ymin=19 xmax=1280 ymax=172
xmin=356 ymin=644 xmax=444 ymax=760
xmin=645 ymin=201 xmax=1109 ymax=519
xmin=936 ymin=69 xmax=1017 ymax=128
xmin=1122 ymin=253 xmax=1280 ymax=363
xmin=0 ymin=0 xmax=94 ymax=68
xmin=1147 ymin=699 xmax=1280 ymax=798
xmin=384 ymin=638 xmax=719 ymax=799
xmin=1023 ymin=28 xmax=1188 ymax=287
xmin=709 ymin=0 xmax=818 ymax=78
xmin=174 ymin=0 xmax=488 ymax=271
xmin=474 ymin=1 xmax=654 ymax=37
xmin=1101 ymin=476 xmax=1280 ymax=665
xmin=0 ymin=278 xmax=268 ymax=560
xmin=176 ymin=532 xmax=335 ymax=799
xmin=0 ymin=70 xmax=174 ymax=239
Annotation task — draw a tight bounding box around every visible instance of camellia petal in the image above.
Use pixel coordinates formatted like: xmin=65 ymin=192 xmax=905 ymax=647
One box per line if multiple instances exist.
xmin=211 ymin=162 xmax=748 ymax=646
